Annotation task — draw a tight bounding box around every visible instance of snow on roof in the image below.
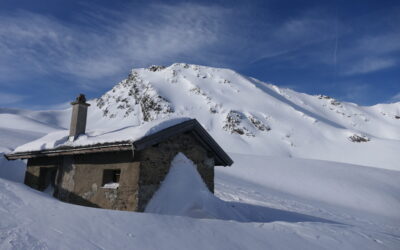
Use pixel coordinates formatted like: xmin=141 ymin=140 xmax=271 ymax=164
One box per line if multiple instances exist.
xmin=13 ymin=117 xmax=191 ymax=154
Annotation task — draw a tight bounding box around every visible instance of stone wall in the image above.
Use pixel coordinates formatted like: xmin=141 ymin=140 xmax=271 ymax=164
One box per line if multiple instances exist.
xmin=25 ymin=151 xmax=140 ymax=211
xmin=57 ymin=151 xmax=140 ymax=211
xmin=137 ymin=132 xmax=215 ymax=211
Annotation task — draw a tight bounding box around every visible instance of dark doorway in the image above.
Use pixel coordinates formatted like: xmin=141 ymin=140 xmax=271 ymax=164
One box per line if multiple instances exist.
xmin=38 ymin=167 xmax=57 ymax=192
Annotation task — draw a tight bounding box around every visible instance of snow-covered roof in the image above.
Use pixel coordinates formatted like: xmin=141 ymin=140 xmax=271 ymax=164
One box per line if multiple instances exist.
xmin=6 ymin=118 xmax=233 ymax=166
xmin=13 ymin=118 xmax=190 ymax=153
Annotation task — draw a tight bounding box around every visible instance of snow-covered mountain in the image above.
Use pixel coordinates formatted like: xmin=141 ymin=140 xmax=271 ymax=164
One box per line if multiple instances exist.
xmin=1 ymin=63 xmax=400 ymax=249
xmin=35 ymin=62 xmax=400 ymax=170
xmin=89 ymin=63 xmax=396 ymax=170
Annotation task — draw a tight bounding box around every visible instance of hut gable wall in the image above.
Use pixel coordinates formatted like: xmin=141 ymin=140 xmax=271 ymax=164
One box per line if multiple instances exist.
xmin=137 ymin=132 xmax=215 ymax=211
xmin=26 ymin=151 xmax=140 ymax=211
xmin=60 ymin=151 xmax=139 ymax=210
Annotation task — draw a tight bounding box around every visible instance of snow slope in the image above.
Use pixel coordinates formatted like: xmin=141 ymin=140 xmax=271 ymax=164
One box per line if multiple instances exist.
xmin=0 ymin=63 xmax=400 ymax=249
xmin=217 ymin=154 xmax=400 ymax=235
xmin=0 ymin=108 xmax=70 ymax=182
xmin=0 ymin=108 xmax=69 ymax=152
xmin=91 ymin=63 xmax=400 ymax=170
xmin=1 ymin=155 xmax=400 ymax=250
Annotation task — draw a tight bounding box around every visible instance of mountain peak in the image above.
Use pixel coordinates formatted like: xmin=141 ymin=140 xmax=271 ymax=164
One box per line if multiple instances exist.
xmin=88 ymin=64 xmax=400 ymax=169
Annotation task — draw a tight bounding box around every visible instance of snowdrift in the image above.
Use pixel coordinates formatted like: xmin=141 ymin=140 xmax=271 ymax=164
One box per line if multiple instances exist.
xmin=145 ymin=153 xmax=244 ymax=220
xmin=0 ymin=154 xmax=399 ymax=249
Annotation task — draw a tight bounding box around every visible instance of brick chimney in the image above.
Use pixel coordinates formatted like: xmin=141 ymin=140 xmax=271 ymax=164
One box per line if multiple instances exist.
xmin=69 ymin=94 xmax=90 ymax=141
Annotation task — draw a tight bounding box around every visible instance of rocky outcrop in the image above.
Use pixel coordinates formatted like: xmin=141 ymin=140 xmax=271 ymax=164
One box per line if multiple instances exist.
xmin=96 ymin=71 xmax=174 ymax=121
xmin=223 ymin=111 xmax=270 ymax=137
xmin=349 ymin=134 xmax=370 ymax=143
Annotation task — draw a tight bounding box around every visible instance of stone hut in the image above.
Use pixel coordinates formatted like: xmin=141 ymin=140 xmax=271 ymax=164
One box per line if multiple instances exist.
xmin=5 ymin=94 xmax=233 ymax=211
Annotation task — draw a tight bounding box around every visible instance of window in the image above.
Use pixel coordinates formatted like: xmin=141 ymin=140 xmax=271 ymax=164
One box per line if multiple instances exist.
xmin=102 ymin=169 xmax=121 ymax=188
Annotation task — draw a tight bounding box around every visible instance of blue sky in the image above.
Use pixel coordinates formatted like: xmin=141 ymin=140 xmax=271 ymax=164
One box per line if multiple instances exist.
xmin=0 ymin=0 xmax=399 ymax=109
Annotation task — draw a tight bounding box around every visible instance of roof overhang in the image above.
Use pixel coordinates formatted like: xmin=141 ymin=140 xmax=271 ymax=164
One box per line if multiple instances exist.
xmin=5 ymin=141 xmax=132 ymax=160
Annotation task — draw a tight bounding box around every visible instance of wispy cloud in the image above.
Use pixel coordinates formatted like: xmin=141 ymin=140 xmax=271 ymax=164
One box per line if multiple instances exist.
xmin=337 ymin=83 xmax=372 ymax=104
xmin=0 ymin=92 xmax=25 ymax=105
xmin=247 ymin=14 xmax=338 ymax=63
xmin=339 ymin=32 xmax=400 ymax=75
xmin=0 ymin=2 xmax=398 ymax=107
xmin=0 ymin=3 xmax=230 ymax=85
xmin=251 ymin=8 xmax=400 ymax=77
xmin=343 ymin=57 xmax=396 ymax=75
xmin=389 ymin=92 xmax=400 ymax=103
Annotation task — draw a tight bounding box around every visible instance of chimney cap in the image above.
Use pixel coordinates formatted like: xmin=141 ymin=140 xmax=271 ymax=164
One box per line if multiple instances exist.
xmin=71 ymin=94 xmax=90 ymax=106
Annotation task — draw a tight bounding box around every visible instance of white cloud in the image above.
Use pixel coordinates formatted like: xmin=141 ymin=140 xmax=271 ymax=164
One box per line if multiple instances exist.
xmin=339 ymin=84 xmax=371 ymax=104
xmin=356 ymin=33 xmax=400 ymax=54
xmin=0 ymin=92 xmax=25 ymax=105
xmin=337 ymin=32 xmax=400 ymax=76
xmin=0 ymin=3 xmax=398 ymax=91
xmin=249 ymin=15 xmax=338 ymax=63
xmin=266 ymin=11 xmax=400 ymax=76
xmin=343 ymin=57 xmax=396 ymax=75
xmin=0 ymin=4 xmax=230 ymax=84
xmin=0 ymin=4 xmax=352 ymax=86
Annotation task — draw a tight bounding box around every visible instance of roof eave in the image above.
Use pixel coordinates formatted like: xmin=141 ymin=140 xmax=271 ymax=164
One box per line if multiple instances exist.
xmin=5 ymin=141 xmax=133 ymax=160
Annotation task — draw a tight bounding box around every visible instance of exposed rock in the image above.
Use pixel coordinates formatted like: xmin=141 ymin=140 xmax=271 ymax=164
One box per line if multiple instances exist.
xmin=209 ymin=107 xmax=218 ymax=114
xmin=189 ymin=87 xmax=202 ymax=95
xmin=189 ymin=86 xmax=219 ymax=114
xmin=223 ymin=111 xmax=254 ymax=137
xmin=148 ymin=65 xmax=166 ymax=72
xmin=349 ymin=134 xmax=370 ymax=143
xmin=140 ymin=94 xmax=174 ymax=122
xmin=96 ymin=71 xmax=174 ymax=121
xmin=223 ymin=111 xmax=244 ymax=135
xmin=318 ymin=95 xmax=332 ymax=100
xmin=317 ymin=95 xmax=341 ymax=106
xmin=249 ymin=115 xmax=270 ymax=131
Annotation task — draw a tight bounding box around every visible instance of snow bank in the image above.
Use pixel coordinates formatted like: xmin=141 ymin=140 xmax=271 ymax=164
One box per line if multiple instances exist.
xmin=145 ymin=153 xmax=335 ymax=225
xmin=0 ymin=163 xmax=399 ymax=250
xmin=217 ymin=153 xmax=400 ymax=228
xmin=146 ymin=153 xmax=241 ymax=220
